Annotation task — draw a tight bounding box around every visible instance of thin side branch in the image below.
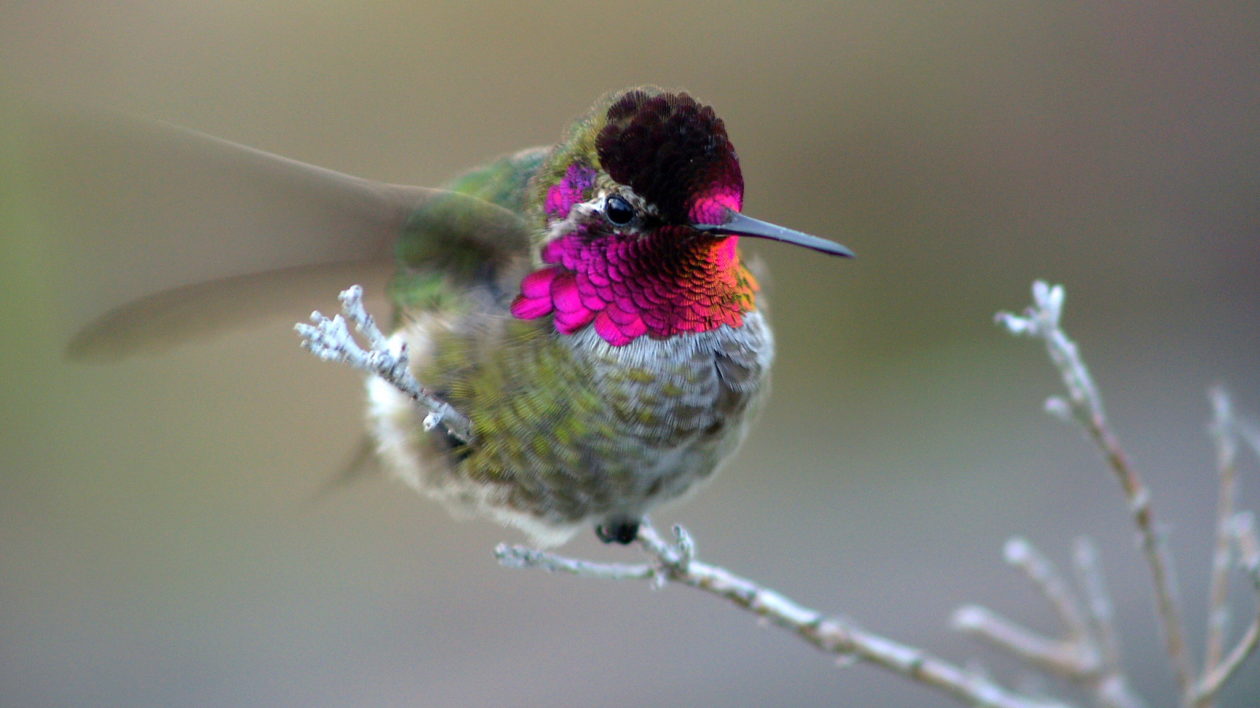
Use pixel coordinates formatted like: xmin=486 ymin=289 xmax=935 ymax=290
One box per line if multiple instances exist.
xmin=952 ymin=536 xmax=1147 ymax=708
xmin=1071 ymin=538 xmax=1147 ymax=708
xmin=1006 ymin=537 xmax=1092 ymax=648
xmin=996 ymin=281 xmax=1194 ymax=694
xmin=1192 ymin=512 xmax=1260 ymax=706
xmin=496 ymin=546 xmax=656 ymax=581
xmin=952 ymin=537 xmax=1093 ymax=678
xmin=295 ymin=285 xmax=473 ymax=442
xmin=1072 ymin=538 xmax=1119 ymax=671
xmin=951 ymin=604 xmax=1083 ymax=678
xmin=497 ymin=524 xmax=1071 ymax=708
xmin=1201 ymin=387 xmax=1239 ymax=706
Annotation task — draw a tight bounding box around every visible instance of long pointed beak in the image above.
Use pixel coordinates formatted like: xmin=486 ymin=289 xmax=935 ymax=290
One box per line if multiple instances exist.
xmin=692 ymin=211 xmax=854 ymax=258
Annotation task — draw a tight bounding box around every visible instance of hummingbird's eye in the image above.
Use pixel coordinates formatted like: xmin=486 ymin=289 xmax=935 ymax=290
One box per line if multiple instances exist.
xmin=604 ymin=195 xmax=635 ymax=226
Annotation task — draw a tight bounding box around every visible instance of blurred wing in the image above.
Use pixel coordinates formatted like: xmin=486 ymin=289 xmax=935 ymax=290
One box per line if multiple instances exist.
xmin=66 ymin=261 xmax=394 ymax=360
xmin=23 ymin=109 xmax=529 ymax=360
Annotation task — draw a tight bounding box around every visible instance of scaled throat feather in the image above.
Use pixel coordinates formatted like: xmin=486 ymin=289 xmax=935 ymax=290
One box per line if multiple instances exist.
xmin=511 ymin=187 xmax=759 ymax=346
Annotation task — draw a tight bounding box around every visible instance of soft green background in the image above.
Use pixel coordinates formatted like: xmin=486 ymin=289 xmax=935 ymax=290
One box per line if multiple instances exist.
xmin=3 ymin=2 xmax=1259 ymax=706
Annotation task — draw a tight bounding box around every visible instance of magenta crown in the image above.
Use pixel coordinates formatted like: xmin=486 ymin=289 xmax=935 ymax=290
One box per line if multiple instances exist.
xmin=595 ymin=89 xmax=744 ymax=224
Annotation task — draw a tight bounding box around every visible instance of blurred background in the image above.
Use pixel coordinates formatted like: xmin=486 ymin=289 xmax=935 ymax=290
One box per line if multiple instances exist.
xmin=3 ymin=2 xmax=1259 ymax=706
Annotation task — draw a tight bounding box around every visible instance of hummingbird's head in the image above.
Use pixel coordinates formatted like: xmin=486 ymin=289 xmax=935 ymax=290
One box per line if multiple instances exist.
xmin=512 ymin=87 xmax=852 ymax=346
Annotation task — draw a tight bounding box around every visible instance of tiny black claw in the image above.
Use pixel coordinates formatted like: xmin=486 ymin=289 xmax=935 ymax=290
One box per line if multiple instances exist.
xmin=595 ymin=519 xmax=640 ymax=545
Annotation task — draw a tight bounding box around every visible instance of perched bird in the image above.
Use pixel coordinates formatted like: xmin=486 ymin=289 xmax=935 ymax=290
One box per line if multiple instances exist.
xmin=68 ymin=87 xmax=853 ymax=546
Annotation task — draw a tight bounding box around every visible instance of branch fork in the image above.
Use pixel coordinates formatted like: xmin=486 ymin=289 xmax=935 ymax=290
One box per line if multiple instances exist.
xmin=499 ymin=525 xmax=1066 ymax=708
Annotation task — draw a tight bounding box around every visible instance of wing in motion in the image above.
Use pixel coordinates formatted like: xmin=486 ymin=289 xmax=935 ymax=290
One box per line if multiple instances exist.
xmin=21 ymin=109 xmax=530 ymax=359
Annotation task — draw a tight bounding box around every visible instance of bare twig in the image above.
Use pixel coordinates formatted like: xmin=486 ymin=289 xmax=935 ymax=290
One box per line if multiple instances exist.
xmin=1007 ymin=538 xmax=1092 ymax=648
xmin=498 ymin=524 xmax=1071 ymax=708
xmin=1192 ymin=512 xmax=1260 ymax=706
xmin=495 ymin=546 xmax=656 ymax=582
xmin=952 ymin=538 xmax=1092 ymax=678
xmin=951 ymin=603 xmax=1083 ymax=678
xmin=1071 ymin=538 xmax=1147 ymax=708
xmin=1072 ymin=538 xmax=1119 ymax=672
xmin=996 ymin=281 xmax=1194 ymax=694
xmin=1200 ymin=387 xmax=1239 ymax=707
xmin=953 ymin=537 xmax=1147 ymax=708
xmin=295 ymin=285 xmax=473 ymax=442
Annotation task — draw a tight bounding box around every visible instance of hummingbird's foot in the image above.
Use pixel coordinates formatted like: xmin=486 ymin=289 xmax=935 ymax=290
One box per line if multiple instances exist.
xmin=595 ymin=518 xmax=641 ymax=545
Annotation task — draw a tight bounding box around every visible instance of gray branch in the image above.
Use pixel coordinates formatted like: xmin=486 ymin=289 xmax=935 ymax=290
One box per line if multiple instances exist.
xmin=997 ymin=281 xmax=1193 ymax=694
xmin=1199 ymin=387 xmax=1240 ymax=708
xmin=1192 ymin=511 xmax=1260 ymax=706
xmin=953 ymin=536 xmax=1147 ymax=708
xmin=498 ymin=524 xmax=1070 ymax=708
xmin=294 ymin=285 xmax=473 ymax=442
xmin=1072 ymin=538 xmax=1145 ymax=708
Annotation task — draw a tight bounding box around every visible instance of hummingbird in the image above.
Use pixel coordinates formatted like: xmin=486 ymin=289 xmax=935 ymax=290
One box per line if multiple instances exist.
xmin=67 ymin=86 xmax=853 ymax=547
